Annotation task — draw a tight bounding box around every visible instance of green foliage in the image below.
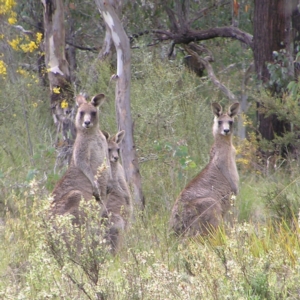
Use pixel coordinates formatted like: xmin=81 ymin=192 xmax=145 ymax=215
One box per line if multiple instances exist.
xmin=264 ymin=176 xmax=300 ymax=227
xmin=267 ymin=49 xmax=293 ymax=94
xmin=1 ymin=184 xmax=300 ymax=299
xmin=45 ymin=200 xmax=113 ymax=292
xmin=0 ymin=71 xmax=54 ymax=215
xmin=1 ymin=2 xmax=300 ymax=298
xmin=132 ymin=53 xmax=214 ymax=201
xmin=254 ymin=68 xmax=300 ymax=167
xmin=76 ymin=51 xmax=215 ymax=211
xmin=237 ymin=175 xmax=267 ymax=223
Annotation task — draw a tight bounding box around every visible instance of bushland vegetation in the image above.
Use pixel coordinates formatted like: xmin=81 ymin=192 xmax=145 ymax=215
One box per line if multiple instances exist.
xmin=1 ymin=51 xmax=300 ymax=299
xmin=1 ymin=1 xmax=300 ymax=299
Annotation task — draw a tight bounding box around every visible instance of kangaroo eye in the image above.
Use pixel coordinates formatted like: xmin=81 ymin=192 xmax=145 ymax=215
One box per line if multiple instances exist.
xmin=91 ymin=111 xmax=96 ymax=117
xmin=80 ymin=111 xmax=85 ymax=117
xmin=229 ymin=121 xmax=233 ymax=126
xmin=218 ymin=121 xmax=222 ymax=126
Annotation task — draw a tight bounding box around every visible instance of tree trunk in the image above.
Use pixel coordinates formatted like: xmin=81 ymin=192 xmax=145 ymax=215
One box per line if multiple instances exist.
xmin=95 ymin=0 xmax=145 ymax=209
xmin=292 ymin=0 xmax=300 ymax=78
xmin=97 ymin=0 xmax=123 ymax=61
xmin=41 ymin=0 xmax=75 ymax=166
xmin=65 ymin=13 xmax=77 ymax=84
xmin=253 ymin=0 xmax=293 ymax=140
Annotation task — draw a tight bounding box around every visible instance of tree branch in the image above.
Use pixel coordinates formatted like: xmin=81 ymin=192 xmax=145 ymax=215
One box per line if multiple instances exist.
xmin=154 ymin=26 xmax=253 ymax=49
xmin=185 ymin=45 xmax=237 ymax=102
xmin=66 ymin=41 xmax=99 ymax=52
xmin=164 ymin=6 xmax=179 ymax=33
xmin=175 ymin=0 xmax=189 ymax=30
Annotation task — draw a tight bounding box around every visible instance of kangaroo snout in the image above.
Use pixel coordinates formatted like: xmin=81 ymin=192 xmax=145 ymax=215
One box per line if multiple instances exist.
xmin=84 ymin=120 xmax=91 ymax=127
xmin=111 ymin=155 xmax=119 ymax=162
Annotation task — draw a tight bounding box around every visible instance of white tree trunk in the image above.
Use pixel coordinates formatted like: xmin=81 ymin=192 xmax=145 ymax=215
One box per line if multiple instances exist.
xmin=41 ymin=0 xmax=74 ymax=166
xmin=95 ymin=0 xmax=145 ymax=209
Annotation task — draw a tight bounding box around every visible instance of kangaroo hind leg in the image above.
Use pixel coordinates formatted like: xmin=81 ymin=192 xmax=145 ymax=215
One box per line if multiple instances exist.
xmin=184 ymin=198 xmax=222 ymax=236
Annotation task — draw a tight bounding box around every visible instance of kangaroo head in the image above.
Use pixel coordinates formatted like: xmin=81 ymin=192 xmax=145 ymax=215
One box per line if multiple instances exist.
xmin=75 ymin=93 xmax=105 ymax=130
xmin=212 ymin=102 xmax=239 ymax=137
xmin=104 ymin=130 xmax=125 ymax=163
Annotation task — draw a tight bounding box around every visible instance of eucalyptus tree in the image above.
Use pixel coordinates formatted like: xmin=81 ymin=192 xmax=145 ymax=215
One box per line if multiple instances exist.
xmin=253 ymin=0 xmax=298 ymax=141
xmin=41 ymin=0 xmax=75 ymax=167
xmin=147 ymin=0 xmax=300 ymax=148
xmin=95 ymin=0 xmax=145 ymax=209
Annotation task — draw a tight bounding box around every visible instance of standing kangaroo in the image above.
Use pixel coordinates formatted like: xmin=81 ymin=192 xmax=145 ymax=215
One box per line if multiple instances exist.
xmin=170 ymin=102 xmax=240 ymax=236
xmin=101 ymin=130 xmax=132 ymax=254
xmin=50 ymin=93 xmax=111 ymax=223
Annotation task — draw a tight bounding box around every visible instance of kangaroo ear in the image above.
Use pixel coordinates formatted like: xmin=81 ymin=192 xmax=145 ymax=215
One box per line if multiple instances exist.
xmin=115 ymin=130 xmax=125 ymax=144
xmin=102 ymin=130 xmax=110 ymax=140
xmin=76 ymin=94 xmax=87 ymax=107
xmin=228 ymin=102 xmax=239 ymax=117
xmin=212 ymin=103 xmax=222 ymax=117
xmin=91 ymin=93 xmax=106 ymax=107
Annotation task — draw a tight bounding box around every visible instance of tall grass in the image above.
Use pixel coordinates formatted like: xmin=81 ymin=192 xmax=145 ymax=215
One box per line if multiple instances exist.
xmin=1 ymin=50 xmax=300 ymax=299
xmin=1 ymin=185 xmax=300 ymax=299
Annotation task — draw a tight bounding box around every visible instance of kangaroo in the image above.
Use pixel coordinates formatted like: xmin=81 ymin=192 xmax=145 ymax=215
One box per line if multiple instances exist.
xmin=170 ymin=102 xmax=240 ymax=236
xmin=101 ymin=130 xmax=132 ymax=254
xmin=50 ymin=93 xmax=111 ymax=223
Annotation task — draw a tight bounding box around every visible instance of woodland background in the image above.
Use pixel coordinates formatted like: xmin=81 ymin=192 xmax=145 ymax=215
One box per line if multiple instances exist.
xmin=1 ymin=0 xmax=300 ymax=299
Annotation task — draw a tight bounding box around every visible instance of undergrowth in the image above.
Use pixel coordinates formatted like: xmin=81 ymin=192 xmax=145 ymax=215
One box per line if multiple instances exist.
xmin=1 ymin=49 xmax=300 ymax=299
xmin=0 ymin=181 xmax=300 ymax=299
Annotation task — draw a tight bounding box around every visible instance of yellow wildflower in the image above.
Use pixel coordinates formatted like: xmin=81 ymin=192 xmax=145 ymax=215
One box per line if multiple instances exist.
xmin=32 ymin=102 xmax=38 ymax=108
xmin=0 ymin=1 xmax=16 ymax=15
xmin=20 ymin=41 xmax=38 ymax=53
xmin=17 ymin=68 xmax=25 ymax=75
xmin=17 ymin=68 xmax=29 ymax=77
xmin=61 ymin=99 xmax=68 ymax=109
xmin=36 ymin=32 xmax=43 ymax=44
xmin=5 ymin=0 xmax=16 ymax=10
xmin=236 ymin=158 xmax=250 ymax=166
xmin=53 ymin=87 xmax=60 ymax=94
xmin=8 ymin=17 xmax=16 ymax=24
xmin=0 ymin=60 xmax=7 ymax=75
xmin=8 ymin=37 xmax=20 ymax=51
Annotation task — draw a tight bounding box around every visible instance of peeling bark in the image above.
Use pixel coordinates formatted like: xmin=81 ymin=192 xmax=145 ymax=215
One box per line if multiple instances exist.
xmin=97 ymin=0 xmax=123 ymax=61
xmin=95 ymin=0 xmax=145 ymax=209
xmin=98 ymin=24 xmax=114 ymax=60
xmin=41 ymin=0 xmax=75 ymax=166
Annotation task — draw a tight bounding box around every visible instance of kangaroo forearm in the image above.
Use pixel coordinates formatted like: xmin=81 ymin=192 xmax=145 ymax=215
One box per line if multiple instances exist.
xmin=229 ymin=179 xmax=239 ymax=194
xmin=218 ymin=165 xmax=238 ymax=194
xmin=119 ymin=179 xmax=130 ymax=195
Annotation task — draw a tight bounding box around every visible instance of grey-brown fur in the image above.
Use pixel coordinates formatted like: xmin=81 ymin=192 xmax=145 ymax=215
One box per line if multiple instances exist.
xmin=170 ymin=102 xmax=240 ymax=236
xmin=101 ymin=130 xmax=132 ymax=254
xmin=50 ymin=93 xmax=111 ymax=223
